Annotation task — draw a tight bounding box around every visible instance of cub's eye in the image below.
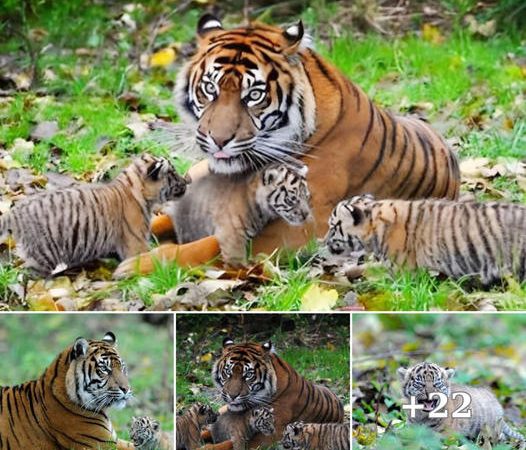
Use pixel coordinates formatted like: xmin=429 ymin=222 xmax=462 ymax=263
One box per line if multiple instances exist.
xmin=246 ymin=89 xmax=265 ymax=103
xmin=202 ymin=81 xmax=216 ymax=96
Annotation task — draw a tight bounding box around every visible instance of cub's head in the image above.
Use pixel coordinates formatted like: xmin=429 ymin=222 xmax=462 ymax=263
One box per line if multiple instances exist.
xmin=260 ymin=164 xmax=311 ymax=225
xmin=175 ymin=14 xmax=316 ymax=175
xmin=250 ymin=406 xmax=275 ymax=436
xmin=130 ymin=416 xmax=160 ymax=448
xmin=212 ymin=338 xmax=277 ymax=412
xmin=187 ymin=402 xmax=218 ymax=426
xmin=132 ymin=153 xmax=189 ymax=203
xmin=326 ymin=194 xmax=375 ymax=255
xmin=281 ymin=421 xmax=306 ymax=450
xmin=398 ymin=362 xmax=455 ymax=413
xmin=66 ymin=331 xmax=132 ymax=412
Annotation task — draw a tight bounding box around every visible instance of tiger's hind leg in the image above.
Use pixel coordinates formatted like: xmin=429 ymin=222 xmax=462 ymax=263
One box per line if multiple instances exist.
xmin=113 ymin=236 xmax=221 ymax=279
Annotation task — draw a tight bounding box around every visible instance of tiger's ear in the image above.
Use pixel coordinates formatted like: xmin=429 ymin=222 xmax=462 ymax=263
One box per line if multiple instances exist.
xmin=71 ymin=337 xmax=89 ymax=360
xmin=282 ymin=20 xmax=304 ymax=54
xmin=397 ymin=367 xmax=408 ymax=381
xmin=102 ymin=331 xmax=116 ymax=346
xmin=223 ymin=337 xmax=234 ymax=348
xmin=444 ymin=368 xmax=455 ymax=379
xmin=262 ymin=340 xmax=274 ymax=352
xmin=197 ymin=14 xmax=223 ymax=39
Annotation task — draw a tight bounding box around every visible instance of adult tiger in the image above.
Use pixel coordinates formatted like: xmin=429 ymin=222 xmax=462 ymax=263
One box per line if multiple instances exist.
xmin=210 ymin=338 xmax=344 ymax=449
xmin=0 ymin=332 xmax=134 ymax=450
xmin=117 ymin=14 xmax=460 ymax=275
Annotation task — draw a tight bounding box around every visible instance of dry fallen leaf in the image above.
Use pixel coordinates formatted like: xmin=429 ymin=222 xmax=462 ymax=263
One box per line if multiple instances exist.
xmin=300 ymin=284 xmax=339 ymax=311
xmin=149 ymin=47 xmax=176 ymax=68
xmin=421 ymin=23 xmax=444 ymax=45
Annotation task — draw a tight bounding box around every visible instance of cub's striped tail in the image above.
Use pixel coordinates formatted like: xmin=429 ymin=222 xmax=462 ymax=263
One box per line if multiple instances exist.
xmin=502 ymin=421 xmax=525 ymax=442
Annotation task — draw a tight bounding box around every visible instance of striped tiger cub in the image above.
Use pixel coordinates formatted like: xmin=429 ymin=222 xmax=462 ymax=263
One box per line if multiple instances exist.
xmin=130 ymin=416 xmax=174 ymax=449
xmin=176 ymin=403 xmax=218 ymax=450
xmin=162 ymin=163 xmax=311 ymax=265
xmin=281 ymin=421 xmax=350 ymax=450
xmin=0 ymin=153 xmax=188 ymax=275
xmin=201 ymin=406 xmax=275 ymax=450
xmin=0 ymin=332 xmax=134 ymax=450
xmin=212 ymin=338 xmax=344 ymax=448
xmin=326 ymin=195 xmax=526 ymax=284
xmin=398 ymin=362 xmax=525 ymax=443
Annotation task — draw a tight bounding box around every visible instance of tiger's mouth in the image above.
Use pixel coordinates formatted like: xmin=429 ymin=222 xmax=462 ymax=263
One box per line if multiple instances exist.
xmin=419 ymin=397 xmax=439 ymax=412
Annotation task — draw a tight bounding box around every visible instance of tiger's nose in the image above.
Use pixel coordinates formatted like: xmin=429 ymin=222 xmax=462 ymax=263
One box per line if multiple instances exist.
xmin=212 ymin=134 xmax=234 ymax=149
xmin=120 ymin=385 xmax=130 ymax=395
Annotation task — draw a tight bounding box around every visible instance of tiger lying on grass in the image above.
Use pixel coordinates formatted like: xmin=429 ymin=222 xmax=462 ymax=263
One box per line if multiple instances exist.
xmin=326 ymin=194 xmax=526 ymax=285
xmin=0 ymin=332 xmax=133 ymax=450
xmin=398 ymin=362 xmax=525 ymax=444
xmin=281 ymin=421 xmax=350 ymax=450
xmin=0 ymin=153 xmax=188 ymax=276
xmin=115 ymin=12 xmax=461 ymax=277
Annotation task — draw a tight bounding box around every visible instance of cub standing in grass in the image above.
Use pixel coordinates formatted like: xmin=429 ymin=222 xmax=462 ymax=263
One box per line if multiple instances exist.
xmin=198 ymin=406 xmax=276 ymax=450
xmin=398 ymin=362 xmax=525 ymax=444
xmin=211 ymin=338 xmax=344 ymax=448
xmin=176 ymin=403 xmax=218 ymax=450
xmin=281 ymin=421 xmax=351 ymax=450
xmin=158 ymin=163 xmax=311 ymax=265
xmin=0 ymin=332 xmax=134 ymax=450
xmin=326 ymin=194 xmax=526 ymax=285
xmin=130 ymin=416 xmax=174 ymax=450
xmin=0 ymin=153 xmax=188 ymax=275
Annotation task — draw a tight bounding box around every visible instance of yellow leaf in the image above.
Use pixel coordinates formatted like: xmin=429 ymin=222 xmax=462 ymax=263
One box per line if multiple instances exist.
xmin=326 ymin=342 xmax=336 ymax=351
xmin=300 ymin=284 xmax=338 ymax=311
xmin=422 ymin=23 xmax=444 ymax=45
xmin=149 ymin=48 xmax=176 ymax=68
xmin=29 ymin=294 xmax=58 ymax=311
xmin=402 ymin=342 xmax=420 ymax=352
xmin=200 ymin=352 xmax=213 ymax=363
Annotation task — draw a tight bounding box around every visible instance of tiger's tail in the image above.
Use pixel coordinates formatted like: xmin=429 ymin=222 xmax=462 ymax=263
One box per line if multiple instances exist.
xmin=502 ymin=421 xmax=525 ymax=442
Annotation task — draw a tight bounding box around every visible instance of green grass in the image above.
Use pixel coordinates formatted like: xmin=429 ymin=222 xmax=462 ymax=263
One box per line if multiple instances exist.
xmin=0 ymin=264 xmax=20 ymax=304
xmin=0 ymin=315 xmax=174 ymax=436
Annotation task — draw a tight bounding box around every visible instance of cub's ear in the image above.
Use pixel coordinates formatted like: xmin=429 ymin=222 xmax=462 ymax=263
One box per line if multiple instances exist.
xmin=147 ymin=159 xmax=165 ymax=181
xmin=223 ymin=337 xmax=234 ymax=348
xmin=152 ymin=420 xmax=160 ymax=431
xmin=198 ymin=404 xmax=208 ymax=414
xmin=102 ymin=331 xmax=116 ymax=345
xmin=262 ymin=165 xmax=286 ymax=185
xmin=397 ymin=367 xmax=408 ymax=381
xmin=444 ymin=367 xmax=456 ymax=379
xmin=292 ymin=421 xmax=304 ymax=435
xmin=282 ymin=20 xmax=304 ymax=54
xmin=71 ymin=337 xmax=89 ymax=360
xmin=262 ymin=340 xmax=274 ymax=352
xmin=197 ymin=13 xmax=223 ymax=39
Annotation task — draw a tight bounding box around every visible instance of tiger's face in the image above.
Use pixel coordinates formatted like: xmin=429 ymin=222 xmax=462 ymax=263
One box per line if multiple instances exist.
xmin=261 ymin=164 xmax=311 ymax=225
xmin=326 ymin=194 xmax=374 ymax=255
xmin=66 ymin=332 xmax=132 ymax=412
xmin=191 ymin=402 xmax=218 ymax=426
xmin=212 ymin=338 xmax=278 ymax=412
xmin=250 ymin=407 xmax=275 ymax=436
xmin=137 ymin=154 xmax=189 ymax=203
xmin=398 ymin=362 xmax=455 ymax=413
xmin=175 ymin=14 xmax=316 ymax=175
xmin=281 ymin=421 xmax=306 ymax=450
xmin=130 ymin=416 xmax=159 ymax=448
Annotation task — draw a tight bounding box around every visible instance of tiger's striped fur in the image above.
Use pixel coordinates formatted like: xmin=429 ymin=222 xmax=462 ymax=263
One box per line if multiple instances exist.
xmin=0 ymin=153 xmax=187 ymax=275
xmin=115 ymin=14 xmax=461 ymax=277
xmin=281 ymin=421 xmax=350 ymax=450
xmin=327 ymin=195 xmax=526 ymax=284
xmin=0 ymin=332 xmax=134 ymax=450
xmin=398 ymin=362 xmax=525 ymax=443
xmin=212 ymin=338 xmax=344 ymax=448
xmin=176 ymin=403 xmax=218 ymax=450
xmin=130 ymin=416 xmax=174 ymax=450
xmin=163 ymin=163 xmax=311 ymax=265
xmin=205 ymin=406 xmax=275 ymax=450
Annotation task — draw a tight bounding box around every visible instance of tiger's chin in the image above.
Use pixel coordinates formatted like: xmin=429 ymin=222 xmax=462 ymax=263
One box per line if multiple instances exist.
xmin=111 ymin=399 xmax=128 ymax=410
xmin=208 ymin=156 xmax=251 ymax=175
xmin=226 ymin=402 xmax=247 ymax=412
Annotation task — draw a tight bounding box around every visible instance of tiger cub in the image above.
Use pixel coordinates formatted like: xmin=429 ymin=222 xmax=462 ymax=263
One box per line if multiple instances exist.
xmin=162 ymin=163 xmax=311 ymax=265
xmin=130 ymin=416 xmax=173 ymax=450
xmin=205 ymin=406 xmax=276 ymax=450
xmin=281 ymin=421 xmax=350 ymax=450
xmin=326 ymin=195 xmax=526 ymax=285
xmin=0 ymin=153 xmax=188 ymax=275
xmin=177 ymin=403 xmax=218 ymax=450
xmin=398 ymin=362 xmax=525 ymax=443
xmin=0 ymin=332 xmax=133 ymax=450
